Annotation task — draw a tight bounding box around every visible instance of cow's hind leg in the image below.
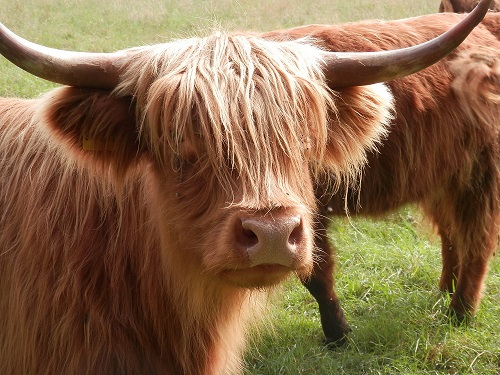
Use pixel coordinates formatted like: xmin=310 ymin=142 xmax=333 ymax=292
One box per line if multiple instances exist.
xmin=300 ymin=211 xmax=350 ymax=347
xmin=449 ymin=161 xmax=499 ymax=321
xmin=425 ymin=154 xmax=499 ymax=322
xmin=451 ymin=203 xmax=498 ymax=321
xmin=430 ymin=214 xmax=479 ymax=321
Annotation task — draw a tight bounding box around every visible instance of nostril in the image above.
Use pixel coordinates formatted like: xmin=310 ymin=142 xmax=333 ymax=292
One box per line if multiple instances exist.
xmin=288 ymin=221 xmax=303 ymax=246
xmin=236 ymin=222 xmax=259 ymax=248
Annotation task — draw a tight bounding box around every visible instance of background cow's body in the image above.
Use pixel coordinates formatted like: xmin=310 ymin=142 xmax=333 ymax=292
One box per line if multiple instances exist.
xmin=265 ymin=12 xmax=500 ymax=345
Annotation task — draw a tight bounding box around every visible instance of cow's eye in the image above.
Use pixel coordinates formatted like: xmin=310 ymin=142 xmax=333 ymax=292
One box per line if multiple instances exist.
xmin=173 ymin=151 xmax=197 ymax=172
xmin=173 ymin=138 xmax=200 ymax=171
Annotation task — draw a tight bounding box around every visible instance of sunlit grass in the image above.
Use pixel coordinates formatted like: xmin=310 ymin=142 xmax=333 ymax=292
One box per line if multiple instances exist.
xmin=245 ymin=210 xmax=500 ymax=374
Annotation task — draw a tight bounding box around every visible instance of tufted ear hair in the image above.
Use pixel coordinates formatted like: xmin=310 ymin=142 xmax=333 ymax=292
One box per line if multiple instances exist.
xmin=40 ymin=87 xmax=143 ymax=175
xmin=322 ymin=83 xmax=394 ymax=188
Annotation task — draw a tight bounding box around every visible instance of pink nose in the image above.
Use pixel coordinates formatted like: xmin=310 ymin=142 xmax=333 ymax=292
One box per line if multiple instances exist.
xmin=235 ymin=212 xmax=305 ymax=267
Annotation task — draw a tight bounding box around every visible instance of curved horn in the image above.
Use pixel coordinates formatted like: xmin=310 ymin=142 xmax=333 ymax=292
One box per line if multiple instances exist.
xmin=0 ymin=0 xmax=491 ymax=90
xmin=0 ymin=23 xmax=127 ymax=89
xmin=324 ymin=0 xmax=493 ymax=88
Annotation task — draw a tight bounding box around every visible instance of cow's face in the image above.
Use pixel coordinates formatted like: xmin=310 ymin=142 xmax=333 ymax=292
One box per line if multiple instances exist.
xmin=40 ymin=34 xmax=394 ymax=290
xmin=125 ymin=35 xmax=337 ymax=288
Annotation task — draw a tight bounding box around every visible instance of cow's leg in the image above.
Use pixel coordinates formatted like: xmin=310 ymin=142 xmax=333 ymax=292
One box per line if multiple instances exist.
xmin=436 ymin=223 xmax=460 ymax=294
xmin=449 ymin=251 xmax=494 ymax=321
xmin=449 ymin=191 xmax=499 ymax=321
xmin=448 ymin=160 xmax=499 ymax=321
xmin=300 ymin=212 xmax=350 ymax=347
xmin=425 ymin=156 xmax=499 ymax=322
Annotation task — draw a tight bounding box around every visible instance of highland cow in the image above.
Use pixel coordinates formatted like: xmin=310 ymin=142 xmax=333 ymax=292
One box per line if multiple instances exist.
xmin=0 ymin=1 xmax=491 ymax=373
xmin=263 ymin=2 xmax=500 ymax=345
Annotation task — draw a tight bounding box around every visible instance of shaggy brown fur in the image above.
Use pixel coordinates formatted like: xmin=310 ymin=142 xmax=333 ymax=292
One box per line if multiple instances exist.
xmin=0 ymin=33 xmax=393 ymax=373
xmin=264 ymin=12 xmax=500 ymax=345
xmin=440 ymin=0 xmax=500 ymax=13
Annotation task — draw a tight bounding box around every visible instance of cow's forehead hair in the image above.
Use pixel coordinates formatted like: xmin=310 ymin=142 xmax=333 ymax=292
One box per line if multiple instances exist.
xmin=115 ymin=32 xmax=336 ymax=202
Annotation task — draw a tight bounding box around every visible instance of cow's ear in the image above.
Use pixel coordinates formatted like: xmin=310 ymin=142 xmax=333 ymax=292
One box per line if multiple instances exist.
xmin=323 ymin=83 xmax=393 ymax=184
xmin=41 ymin=87 xmax=142 ymax=173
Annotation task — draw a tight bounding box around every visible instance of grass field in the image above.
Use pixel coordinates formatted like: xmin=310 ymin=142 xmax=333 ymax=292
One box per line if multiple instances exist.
xmin=1 ymin=1 xmax=499 ymax=374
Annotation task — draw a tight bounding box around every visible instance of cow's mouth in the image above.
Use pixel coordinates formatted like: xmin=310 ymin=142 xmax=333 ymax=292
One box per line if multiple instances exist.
xmin=221 ymin=264 xmax=292 ymax=288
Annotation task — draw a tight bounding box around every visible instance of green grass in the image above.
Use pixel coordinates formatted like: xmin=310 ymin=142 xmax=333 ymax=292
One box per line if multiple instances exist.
xmin=2 ymin=1 xmax=499 ymax=374
xmin=244 ymin=210 xmax=500 ymax=374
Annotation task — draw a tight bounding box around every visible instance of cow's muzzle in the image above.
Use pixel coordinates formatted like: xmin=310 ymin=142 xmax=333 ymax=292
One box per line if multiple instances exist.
xmin=223 ymin=208 xmax=312 ymax=287
xmin=237 ymin=213 xmax=304 ymax=267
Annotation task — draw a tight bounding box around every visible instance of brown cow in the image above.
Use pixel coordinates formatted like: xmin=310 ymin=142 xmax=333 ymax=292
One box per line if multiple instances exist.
xmin=264 ymin=7 xmax=500 ymax=346
xmin=440 ymin=0 xmax=500 ymax=12
xmin=0 ymin=2 xmax=491 ymax=373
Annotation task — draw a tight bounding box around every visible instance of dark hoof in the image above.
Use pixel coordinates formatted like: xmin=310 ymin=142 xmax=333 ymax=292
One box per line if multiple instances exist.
xmin=324 ymin=334 xmax=349 ymax=349
xmin=447 ymin=307 xmax=473 ymax=326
